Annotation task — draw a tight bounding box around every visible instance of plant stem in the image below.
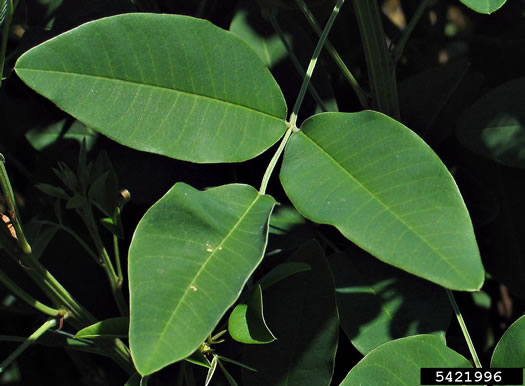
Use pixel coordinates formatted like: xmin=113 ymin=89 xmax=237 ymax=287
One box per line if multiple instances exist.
xmin=353 ymin=0 xmax=400 ymax=119
xmin=0 ymin=155 xmax=31 ymax=254
xmin=295 ymin=0 xmax=369 ymax=108
xmin=0 ymin=0 xmax=13 ymax=88
xmin=446 ymin=289 xmax=482 ymax=368
xmin=289 ymin=0 xmax=345 ymax=127
xmin=393 ymin=0 xmax=432 ymax=64
xmin=0 ymin=269 xmax=60 ymax=316
xmin=0 ymin=317 xmax=57 ymax=374
xmin=267 ymin=9 xmax=328 ymax=112
xmin=259 ymin=126 xmax=293 ymax=195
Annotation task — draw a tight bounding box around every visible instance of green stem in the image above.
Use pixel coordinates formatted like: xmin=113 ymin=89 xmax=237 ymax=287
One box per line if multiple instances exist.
xmin=267 ymin=9 xmax=328 ymax=112
xmin=289 ymin=0 xmax=345 ymax=127
xmin=393 ymin=0 xmax=432 ymax=64
xmin=0 ymin=0 xmax=13 ymax=88
xmin=0 ymin=317 xmax=57 ymax=374
xmin=0 ymin=155 xmax=31 ymax=254
xmin=446 ymin=289 xmax=482 ymax=368
xmin=0 ymin=269 xmax=60 ymax=316
xmin=295 ymin=0 xmax=369 ymax=108
xmin=353 ymin=0 xmax=400 ymax=119
xmin=113 ymin=233 xmax=123 ymax=286
xmin=259 ymin=126 xmax=293 ymax=195
xmin=81 ymin=204 xmax=127 ymax=315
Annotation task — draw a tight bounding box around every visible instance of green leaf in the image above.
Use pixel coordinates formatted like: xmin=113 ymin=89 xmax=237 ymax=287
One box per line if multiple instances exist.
xmin=124 ymin=373 xmax=141 ymax=386
xmin=228 ymin=285 xmax=276 ymax=344
xmin=458 ymin=0 xmax=506 ymax=14
xmin=280 ymin=111 xmax=484 ymax=291
xmin=230 ymin=8 xmax=288 ymax=68
xmin=330 ymin=247 xmax=451 ymax=354
xmin=457 ymin=77 xmax=525 ymax=168
xmin=25 ymin=119 xmax=97 ymax=152
xmin=184 ymin=350 xmax=211 ymax=369
xmin=491 ymin=315 xmax=525 ymax=379
xmin=14 ymin=13 xmax=287 ymax=163
xmin=242 ymin=240 xmax=338 ymax=386
xmin=258 ymin=262 xmax=311 ymax=289
xmin=0 ymin=0 xmax=8 ymax=27
xmin=129 ymin=183 xmax=276 ymax=375
xmin=75 ymin=317 xmax=129 ymax=339
xmin=340 ymin=335 xmax=471 ymax=385
xmin=35 ymin=183 xmax=69 ymax=200
xmin=268 ymin=205 xmax=315 ymax=253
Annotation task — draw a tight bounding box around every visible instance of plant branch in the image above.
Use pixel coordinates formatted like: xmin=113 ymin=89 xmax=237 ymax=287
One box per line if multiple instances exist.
xmin=0 ymin=317 xmax=57 ymax=374
xmin=289 ymin=0 xmax=345 ymax=127
xmin=353 ymin=0 xmax=400 ymax=119
xmin=0 ymin=0 xmax=13 ymax=88
xmin=259 ymin=126 xmax=293 ymax=195
xmin=267 ymin=9 xmax=328 ymax=112
xmin=0 ymin=269 xmax=60 ymax=316
xmin=446 ymin=289 xmax=482 ymax=368
xmin=295 ymin=0 xmax=369 ymax=108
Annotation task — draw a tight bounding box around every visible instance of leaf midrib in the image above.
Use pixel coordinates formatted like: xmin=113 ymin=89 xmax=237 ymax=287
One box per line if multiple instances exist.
xmin=16 ymin=67 xmax=286 ymax=122
xmin=298 ymin=131 xmax=476 ymax=288
xmin=144 ymin=192 xmax=262 ymax=370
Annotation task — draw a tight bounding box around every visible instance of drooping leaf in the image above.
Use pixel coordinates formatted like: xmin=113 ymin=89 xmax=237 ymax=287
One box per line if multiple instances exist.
xmin=75 ymin=317 xmax=129 ymax=339
xmin=228 ymin=285 xmax=276 ymax=344
xmin=491 ymin=315 xmax=525 ymax=378
xmin=340 ymin=335 xmax=471 ymax=385
xmin=124 ymin=372 xmax=142 ymax=386
xmin=129 ymin=183 xmax=276 ymax=375
xmin=243 ymin=240 xmax=338 ymax=386
xmin=330 ymin=247 xmax=451 ymax=354
xmin=15 ymin=13 xmax=287 ymax=163
xmin=280 ymin=111 xmax=484 ymax=290
xmin=184 ymin=350 xmax=211 ymax=369
xmin=458 ymin=0 xmax=506 ymax=14
xmin=457 ymin=77 xmax=525 ymax=168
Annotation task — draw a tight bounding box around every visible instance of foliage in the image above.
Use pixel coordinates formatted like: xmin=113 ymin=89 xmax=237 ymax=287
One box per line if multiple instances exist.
xmin=0 ymin=0 xmax=523 ymax=385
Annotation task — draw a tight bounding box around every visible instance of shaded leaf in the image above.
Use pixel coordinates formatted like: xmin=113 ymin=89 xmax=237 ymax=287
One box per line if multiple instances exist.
xmin=25 ymin=119 xmax=97 ymax=152
xmin=243 ymin=240 xmax=338 ymax=386
xmin=458 ymin=0 xmax=506 ymax=14
xmin=457 ymin=77 xmax=525 ymax=168
xmin=280 ymin=111 xmax=484 ymax=290
xmin=228 ymin=285 xmax=276 ymax=344
xmin=129 ymin=183 xmax=276 ymax=375
xmin=491 ymin=315 xmax=525 ymax=383
xmin=184 ymin=350 xmax=211 ymax=369
xmin=258 ymin=261 xmax=311 ymax=289
xmin=340 ymin=335 xmax=471 ymax=385
xmin=15 ymin=13 xmax=287 ymax=163
xmin=35 ymin=183 xmax=69 ymax=200
xmin=330 ymin=247 xmax=451 ymax=354
xmin=75 ymin=317 xmax=129 ymax=339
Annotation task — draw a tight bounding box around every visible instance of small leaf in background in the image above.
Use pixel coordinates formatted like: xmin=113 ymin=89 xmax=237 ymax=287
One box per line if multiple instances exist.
xmin=35 ymin=183 xmax=69 ymax=200
xmin=15 ymin=13 xmax=287 ymax=163
xmin=230 ymin=7 xmax=289 ymax=68
xmin=184 ymin=350 xmax=211 ymax=369
xmin=23 ymin=220 xmax=58 ymax=260
xmin=75 ymin=317 xmax=129 ymax=339
xmin=491 ymin=315 xmax=525 ymax=384
xmin=242 ymin=240 xmax=338 ymax=386
xmin=228 ymin=285 xmax=276 ymax=344
xmin=340 ymin=335 xmax=471 ymax=385
xmin=25 ymin=119 xmax=97 ymax=152
xmin=457 ymin=77 xmax=525 ymax=168
xmin=458 ymin=0 xmax=506 ymax=14
xmin=124 ymin=373 xmax=142 ymax=386
xmin=129 ymin=183 xmax=276 ymax=375
xmin=280 ymin=111 xmax=484 ymax=291
xmin=330 ymin=247 xmax=451 ymax=354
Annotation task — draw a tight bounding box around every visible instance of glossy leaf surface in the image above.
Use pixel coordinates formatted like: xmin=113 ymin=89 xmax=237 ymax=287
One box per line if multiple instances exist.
xmin=459 ymin=0 xmax=506 ymax=14
xmin=243 ymin=241 xmax=338 ymax=386
xmin=15 ymin=13 xmax=287 ymax=163
xmin=491 ymin=315 xmax=525 ymax=375
xmin=129 ymin=183 xmax=276 ymax=375
xmin=340 ymin=335 xmax=471 ymax=385
xmin=330 ymin=247 xmax=450 ymax=354
xmin=457 ymin=77 xmax=525 ymax=168
xmin=228 ymin=285 xmax=276 ymax=344
xmin=280 ymin=111 xmax=484 ymax=290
